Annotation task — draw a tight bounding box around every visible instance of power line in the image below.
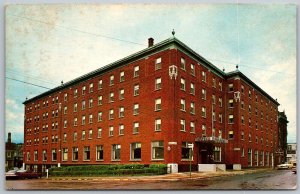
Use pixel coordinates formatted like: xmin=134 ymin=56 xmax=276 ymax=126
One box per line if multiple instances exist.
xmin=8 ymin=14 xmax=146 ymax=46
xmin=6 ymin=77 xmax=51 ymax=89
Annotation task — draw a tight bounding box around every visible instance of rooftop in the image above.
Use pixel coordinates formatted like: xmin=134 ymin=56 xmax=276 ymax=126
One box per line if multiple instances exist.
xmin=23 ymin=37 xmax=279 ymax=106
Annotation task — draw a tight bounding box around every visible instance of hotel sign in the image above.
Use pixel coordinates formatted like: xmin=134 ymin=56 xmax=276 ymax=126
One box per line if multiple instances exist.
xmin=195 ymin=136 xmax=228 ymax=144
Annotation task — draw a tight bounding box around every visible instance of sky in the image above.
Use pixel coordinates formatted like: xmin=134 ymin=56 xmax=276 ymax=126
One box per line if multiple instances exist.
xmin=5 ymin=3 xmax=296 ymax=143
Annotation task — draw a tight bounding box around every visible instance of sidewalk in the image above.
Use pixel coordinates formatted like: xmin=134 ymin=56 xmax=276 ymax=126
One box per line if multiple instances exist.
xmin=46 ymin=168 xmax=273 ymax=182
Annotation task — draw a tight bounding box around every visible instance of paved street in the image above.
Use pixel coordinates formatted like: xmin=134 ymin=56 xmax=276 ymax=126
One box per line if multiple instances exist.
xmin=6 ymin=168 xmax=297 ymax=190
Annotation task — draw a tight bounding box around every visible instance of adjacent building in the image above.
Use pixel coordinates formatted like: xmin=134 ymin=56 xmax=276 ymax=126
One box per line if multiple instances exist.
xmin=23 ymin=36 xmax=280 ymax=173
xmin=278 ymin=111 xmax=289 ymax=163
xmin=287 ymin=143 xmax=297 ymax=163
xmin=6 ymin=132 xmax=23 ymax=171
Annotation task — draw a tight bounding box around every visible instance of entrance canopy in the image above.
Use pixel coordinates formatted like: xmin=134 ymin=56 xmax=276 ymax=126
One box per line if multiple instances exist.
xmin=195 ymin=136 xmax=228 ymax=144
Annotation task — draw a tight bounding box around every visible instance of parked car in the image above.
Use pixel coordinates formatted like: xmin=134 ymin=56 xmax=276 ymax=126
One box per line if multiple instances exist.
xmin=277 ymin=163 xmax=292 ymax=170
xmin=291 ymin=162 xmax=297 ymax=174
xmin=5 ymin=168 xmax=19 ymax=179
xmin=16 ymin=169 xmax=42 ymax=179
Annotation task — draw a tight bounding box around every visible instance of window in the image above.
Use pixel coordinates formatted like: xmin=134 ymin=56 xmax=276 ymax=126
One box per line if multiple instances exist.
xmin=190 ymin=83 xmax=195 ymax=95
xmin=219 ymin=113 xmax=222 ymax=123
xmin=34 ymin=151 xmax=38 ymax=161
xmin=134 ymin=66 xmax=139 ymax=77
xmin=255 ymin=150 xmax=258 ymax=166
xmin=134 ymin=84 xmax=139 ymax=96
xmin=74 ymin=117 xmax=78 ymax=126
xmin=155 ymin=78 xmax=162 ymax=90
xmin=98 ymin=79 xmax=103 ymax=90
xmin=43 ymin=150 xmax=47 ymax=161
xmin=74 ymin=89 xmax=78 ymax=98
xmin=98 ymin=96 xmax=102 ymax=106
xmin=151 ymin=141 xmax=164 ymax=160
xmin=212 ymin=95 xmax=216 ymax=104
xmin=229 ymin=114 xmax=234 ymax=123
xmin=180 ymin=78 xmax=185 ymax=91
xmin=63 ymin=133 xmax=67 ymax=142
xmin=119 ymin=89 xmax=124 ymax=100
xmin=110 ymin=75 xmax=114 ymax=86
xmin=88 ymin=99 xmax=93 ymax=109
xmin=98 ymin=112 xmax=102 ymax=122
xmin=248 ymin=149 xmax=252 ymax=166
xmin=120 ymin=71 xmax=125 ymax=82
xmin=201 ymin=107 xmax=206 ymax=118
xmin=131 ymin=143 xmax=141 ymax=160
xmin=52 ymin=149 xmax=57 ymax=161
xmin=248 ymin=105 xmax=251 ymax=112
xmin=212 ymin=78 xmax=216 ymax=88
xmin=181 ymin=142 xmax=193 ymax=160
xmin=241 ymin=148 xmax=245 ymax=157
xmin=180 ymin=119 xmax=186 ymax=131
xmin=155 ymin=98 xmax=161 ymax=111
xmin=241 ymin=115 xmax=244 ymax=124
xmin=190 ymin=102 xmax=195 ymax=114
xmin=97 ymin=128 xmax=102 ymax=138
xmin=119 ymin=124 xmax=124 ymax=135
xmin=109 ymin=109 xmax=114 ymax=120
xmin=109 ymin=126 xmax=114 ymax=136
xmin=133 ymin=104 xmax=139 ymax=115
xmin=82 ymin=86 xmax=86 ymax=95
xmin=64 ymin=93 xmax=68 ymax=101
xmin=155 ymin=119 xmax=161 ymax=131
xmin=82 ymin=130 xmax=86 ymax=140
xmin=228 ymin=83 xmax=234 ymax=92
xmin=219 ymin=82 xmax=222 ymax=91
xmin=82 ymin=100 xmax=86 ymax=110
xmin=89 ymin=83 xmax=93 ymax=93
xmin=180 ymin=57 xmax=186 ymax=70
xmin=83 ymin=146 xmax=90 ymax=160
xmin=241 ymin=101 xmax=244 ymax=109
xmin=72 ymin=147 xmax=78 ymax=161
xmin=219 ymin=98 xmax=222 ymax=107
xmin=228 ymin=99 xmax=234 ymax=108
xmin=73 ymin=132 xmax=77 ymax=141
xmin=241 ymin=131 xmax=244 ymax=140
xmin=180 ymin=99 xmax=186 ymax=111
xmin=109 ymin=92 xmax=114 ymax=102
xmin=213 ymin=147 xmax=221 ymax=162
xmin=249 ymin=133 xmax=252 ymax=142
xmin=96 ymin=145 xmax=103 ymax=161
xmin=64 ymin=120 xmax=67 ymax=128
xmin=82 ymin=115 xmax=86 ymax=125
xmin=62 ymin=148 xmax=68 ymax=161
xmin=229 ymin=131 xmax=234 ymax=139
xmin=202 ymin=71 xmax=206 ymax=82
xmin=73 ymin=103 xmax=78 ymax=112
xmin=119 ymin=107 xmax=125 ymax=118
xmin=190 ymin=122 xmax=195 ymax=133
xmin=190 ymin=64 xmax=195 ymax=75
xmin=249 ymin=90 xmax=252 ymax=98
xmin=89 ymin=129 xmax=93 ymax=139
xmin=64 ymin=106 xmax=67 ymax=114
xmin=241 ymin=85 xmax=244 ymax=94
xmin=155 ymin=57 xmax=162 ymax=70
xmin=218 ymin=130 xmax=222 ymax=139
xmin=133 ymin=122 xmax=139 ymax=134
xmin=112 ymin=144 xmax=121 ymax=160
xmin=26 ymin=152 xmax=30 ymax=161
xmin=202 ymin=89 xmax=206 ymax=100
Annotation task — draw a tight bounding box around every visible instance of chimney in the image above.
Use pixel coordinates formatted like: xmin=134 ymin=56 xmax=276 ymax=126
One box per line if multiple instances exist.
xmin=8 ymin=132 xmax=11 ymax=143
xmin=148 ymin=37 xmax=154 ymax=47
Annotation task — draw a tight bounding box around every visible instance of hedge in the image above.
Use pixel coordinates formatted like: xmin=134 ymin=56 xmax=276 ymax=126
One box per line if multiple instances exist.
xmin=49 ymin=164 xmax=167 ymax=177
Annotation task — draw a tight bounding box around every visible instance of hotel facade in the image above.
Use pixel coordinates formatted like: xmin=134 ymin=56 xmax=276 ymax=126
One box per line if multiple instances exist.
xmin=23 ymin=37 xmax=280 ymax=172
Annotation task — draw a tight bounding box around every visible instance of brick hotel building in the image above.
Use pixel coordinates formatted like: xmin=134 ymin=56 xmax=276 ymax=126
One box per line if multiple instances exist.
xmin=23 ymin=37 xmax=280 ymax=172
